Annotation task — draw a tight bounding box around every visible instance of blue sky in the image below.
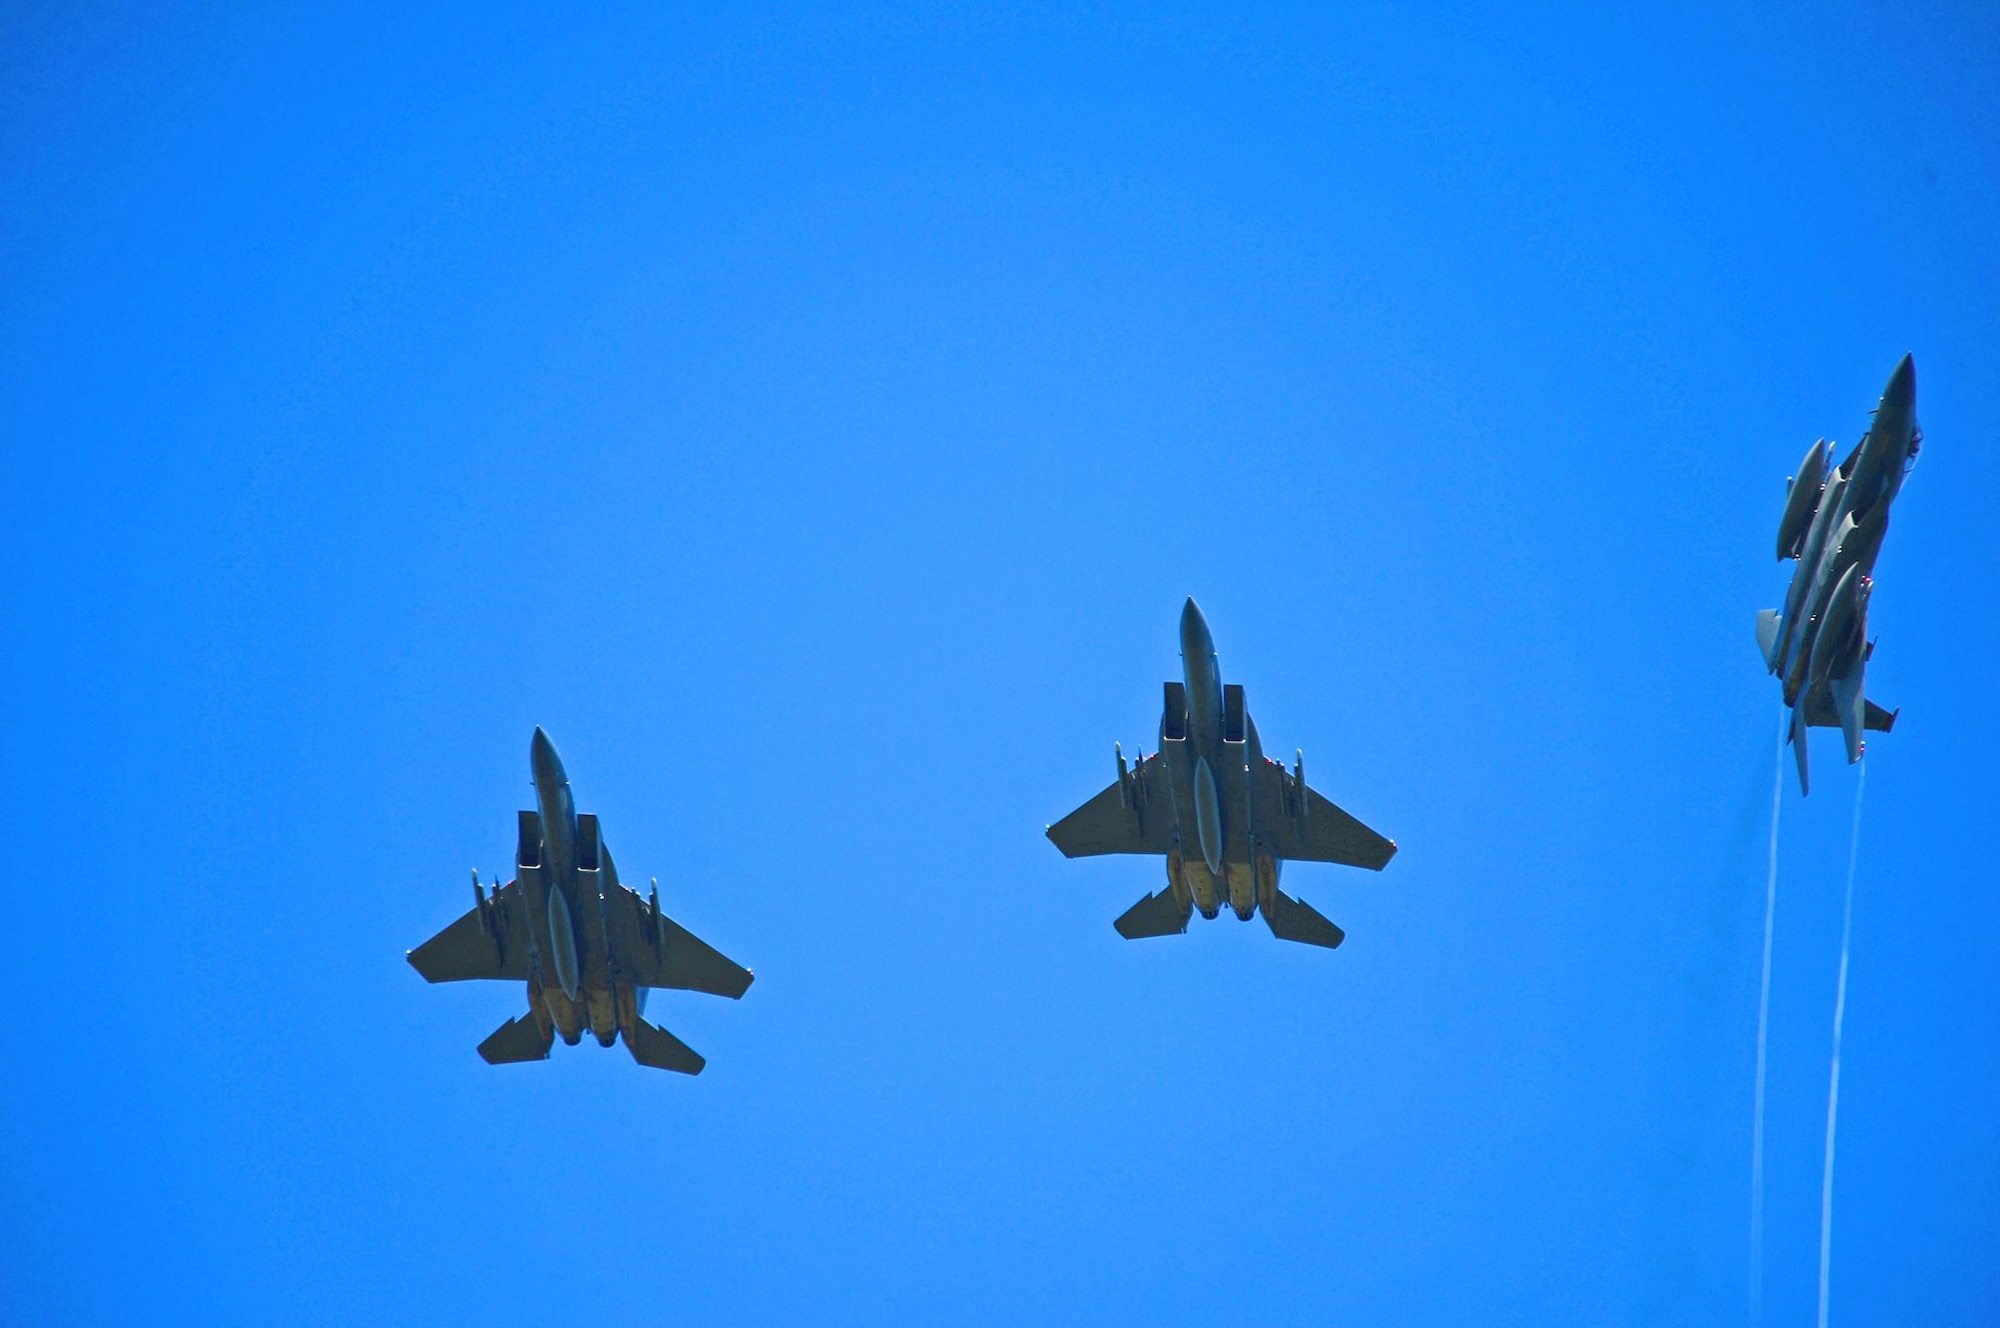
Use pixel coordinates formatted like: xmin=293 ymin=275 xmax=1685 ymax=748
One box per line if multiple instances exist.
xmin=3 ymin=4 xmax=1995 ymax=1324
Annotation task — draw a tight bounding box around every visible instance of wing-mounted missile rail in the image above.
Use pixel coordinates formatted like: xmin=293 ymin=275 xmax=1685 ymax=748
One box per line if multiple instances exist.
xmin=1778 ymin=438 xmax=1830 ymax=560
xmin=470 ymin=869 xmax=511 ymax=966
xmin=1287 ymin=750 xmax=1308 ymax=835
xmin=1114 ymin=741 xmax=1150 ymax=833
xmin=646 ymin=878 xmax=668 ymax=955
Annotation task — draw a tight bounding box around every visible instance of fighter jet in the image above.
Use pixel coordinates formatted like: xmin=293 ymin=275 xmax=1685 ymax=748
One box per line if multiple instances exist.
xmin=408 ymin=728 xmax=753 ymax=1073
xmin=1046 ymin=599 xmax=1396 ymax=948
xmin=1757 ymin=354 xmax=1921 ymax=793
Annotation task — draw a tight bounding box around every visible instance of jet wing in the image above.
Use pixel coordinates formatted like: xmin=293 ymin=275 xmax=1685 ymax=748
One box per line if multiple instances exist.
xmin=408 ymin=879 xmax=531 ymax=983
xmin=1252 ymin=761 xmax=1396 ymax=870
xmin=1046 ymin=752 xmax=1176 ymax=858
xmin=603 ymin=886 xmax=755 ymax=999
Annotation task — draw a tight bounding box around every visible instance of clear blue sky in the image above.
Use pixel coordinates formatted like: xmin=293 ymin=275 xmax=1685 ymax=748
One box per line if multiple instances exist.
xmin=3 ymin=5 xmax=1994 ymax=1324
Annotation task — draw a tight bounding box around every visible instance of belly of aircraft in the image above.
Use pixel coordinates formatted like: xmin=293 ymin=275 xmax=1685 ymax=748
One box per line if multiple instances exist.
xmin=1192 ymin=756 xmax=1224 ymax=876
xmin=546 ymin=884 xmax=582 ymax=1002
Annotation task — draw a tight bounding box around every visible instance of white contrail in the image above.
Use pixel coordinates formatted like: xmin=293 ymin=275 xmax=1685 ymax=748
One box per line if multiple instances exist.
xmin=1750 ymin=706 xmax=1786 ymax=1321
xmin=1817 ymin=758 xmax=1867 ymax=1328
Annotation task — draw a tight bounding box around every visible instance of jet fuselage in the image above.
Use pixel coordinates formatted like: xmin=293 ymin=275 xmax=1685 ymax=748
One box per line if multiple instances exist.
xmin=512 ymin=727 xmax=636 ymax=1049
xmin=1169 ymin=598 xmax=1274 ymax=922
xmin=527 ymin=726 xmax=589 ymax=1014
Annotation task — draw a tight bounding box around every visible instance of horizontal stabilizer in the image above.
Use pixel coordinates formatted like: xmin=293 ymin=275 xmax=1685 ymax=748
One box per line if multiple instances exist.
xmin=1755 ymin=609 xmax=1782 ymax=670
xmin=1113 ymin=886 xmax=1192 ymax=940
xmin=1262 ymin=889 xmax=1345 ymax=950
xmin=477 ymin=1014 xmax=553 ymax=1065
xmin=625 ymin=1019 xmax=705 ymax=1075
xmin=1802 ymin=691 xmax=1896 ymax=733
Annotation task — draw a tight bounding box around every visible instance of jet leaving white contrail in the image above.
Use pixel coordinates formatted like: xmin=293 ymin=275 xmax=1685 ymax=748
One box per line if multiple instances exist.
xmin=1751 ymin=706 xmax=1786 ymax=1321
xmin=1817 ymin=759 xmax=1867 ymax=1328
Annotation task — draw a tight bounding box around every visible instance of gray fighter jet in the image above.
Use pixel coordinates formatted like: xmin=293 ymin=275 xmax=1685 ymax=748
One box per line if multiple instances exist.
xmin=1047 ymin=599 xmax=1396 ymax=948
xmin=408 ymin=728 xmax=753 ymax=1073
xmin=1757 ymin=354 xmax=1921 ymax=793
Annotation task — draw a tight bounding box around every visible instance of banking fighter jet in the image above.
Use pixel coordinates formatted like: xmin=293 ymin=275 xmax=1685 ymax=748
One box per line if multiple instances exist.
xmin=408 ymin=728 xmax=753 ymax=1072
xmin=1757 ymin=354 xmax=1921 ymax=793
xmin=1047 ymin=599 xmax=1396 ymax=948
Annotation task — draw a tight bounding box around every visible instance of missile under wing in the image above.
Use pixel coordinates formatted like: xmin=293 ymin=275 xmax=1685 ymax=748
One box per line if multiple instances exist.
xmin=408 ymin=728 xmax=753 ymax=1073
xmin=1047 ymin=599 xmax=1395 ymax=949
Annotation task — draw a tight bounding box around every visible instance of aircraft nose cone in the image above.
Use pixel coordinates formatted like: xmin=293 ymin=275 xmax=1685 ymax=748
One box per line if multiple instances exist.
xmin=1180 ymin=597 xmax=1211 ymax=656
xmin=530 ymin=726 xmax=566 ymax=788
xmin=1885 ymin=353 xmax=1916 ymax=412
